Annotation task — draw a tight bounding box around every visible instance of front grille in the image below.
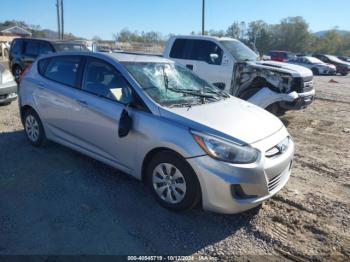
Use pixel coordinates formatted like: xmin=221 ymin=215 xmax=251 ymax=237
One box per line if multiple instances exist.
xmin=291 ymin=76 xmax=314 ymax=93
xmin=268 ymin=173 xmax=283 ymax=192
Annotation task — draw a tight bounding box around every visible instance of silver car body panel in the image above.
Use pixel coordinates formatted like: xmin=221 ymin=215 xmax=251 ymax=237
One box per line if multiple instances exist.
xmin=19 ymin=52 xmax=294 ymax=214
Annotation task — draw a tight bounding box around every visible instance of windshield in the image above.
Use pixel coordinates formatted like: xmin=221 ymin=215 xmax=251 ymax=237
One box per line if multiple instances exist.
xmin=220 ymin=40 xmax=258 ymax=61
xmin=307 ymin=57 xmax=324 ymax=64
xmin=54 ymin=43 xmax=89 ymax=52
xmin=123 ymin=62 xmax=229 ymax=107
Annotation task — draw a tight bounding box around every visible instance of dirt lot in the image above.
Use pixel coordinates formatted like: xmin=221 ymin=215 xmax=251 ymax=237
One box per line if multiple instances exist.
xmin=0 ymin=71 xmax=349 ymax=260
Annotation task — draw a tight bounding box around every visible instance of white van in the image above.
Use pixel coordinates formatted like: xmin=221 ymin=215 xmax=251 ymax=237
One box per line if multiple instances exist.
xmin=164 ymin=35 xmax=315 ymax=114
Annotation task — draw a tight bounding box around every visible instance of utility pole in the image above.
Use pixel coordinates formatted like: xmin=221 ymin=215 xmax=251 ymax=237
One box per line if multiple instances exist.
xmin=202 ymin=0 xmax=205 ymax=35
xmin=61 ymin=0 xmax=64 ymax=39
xmin=56 ymin=0 xmax=64 ymax=39
xmin=56 ymin=0 xmax=61 ymax=39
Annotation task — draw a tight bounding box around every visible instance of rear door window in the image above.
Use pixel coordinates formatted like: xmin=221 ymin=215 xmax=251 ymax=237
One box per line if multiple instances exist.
xmin=39 ymin=42 xmax=54 ymax=55
xmin=187 ymin=40 xmax=223 ymax=65
xmin=24 ymin=41 xmax=39 ymax=56
xmin=43 ymin=56 xmax=81 ymax=87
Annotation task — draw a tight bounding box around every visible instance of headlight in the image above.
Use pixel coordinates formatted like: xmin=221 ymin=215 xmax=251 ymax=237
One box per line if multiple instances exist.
xmin=191 ymin=130 xmax=260 ymax=164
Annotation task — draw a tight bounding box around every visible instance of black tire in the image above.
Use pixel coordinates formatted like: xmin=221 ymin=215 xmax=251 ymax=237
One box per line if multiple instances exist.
xmin=23 ymin=109 xmax=46 ymax=147
xmin=341 ymin=72 xmax=348 ymax=76
xmin=12 ymin=65 xmax=22 ymax=83
xmin=311 ymin=68 xmax=319 ymax=75
xmin=146 ymin=151 xmax=201 ymax=211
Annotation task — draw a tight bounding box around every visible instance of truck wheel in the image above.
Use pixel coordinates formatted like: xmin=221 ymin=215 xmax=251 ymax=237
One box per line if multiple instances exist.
xmin=311 ymin=68 xmax=319 ymax=75
xmin=341 ymin=72 xmax=348 ymax=76
xmin=146 ymin=151 xmax=201 ymax=211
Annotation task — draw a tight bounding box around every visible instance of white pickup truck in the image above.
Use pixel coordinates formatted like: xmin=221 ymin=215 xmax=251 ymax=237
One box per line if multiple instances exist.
xmin=163 ymin=35 xmax=315 ymax=114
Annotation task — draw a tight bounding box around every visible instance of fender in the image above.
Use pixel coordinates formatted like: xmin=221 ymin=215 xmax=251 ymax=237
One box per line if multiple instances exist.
xmin=247 ymin=87 xmax=299 ymax=108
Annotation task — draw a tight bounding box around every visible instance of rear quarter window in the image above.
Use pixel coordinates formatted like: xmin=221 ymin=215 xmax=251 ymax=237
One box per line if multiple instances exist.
xmin=37 ymin=58 xmax=51 ymax=75
xmin=11 ymin=40 xmax=23 ymax=54
xmin=43 ymin=56 xmax=81 ymax=87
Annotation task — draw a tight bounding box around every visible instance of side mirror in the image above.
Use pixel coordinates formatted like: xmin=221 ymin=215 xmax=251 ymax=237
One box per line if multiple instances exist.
xmin=118 ymin=108 xmax=132 ymax=138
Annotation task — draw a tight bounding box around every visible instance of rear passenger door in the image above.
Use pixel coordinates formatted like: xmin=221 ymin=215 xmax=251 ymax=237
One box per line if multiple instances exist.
xmin=35 ymin=55 xmax=85 ymax=144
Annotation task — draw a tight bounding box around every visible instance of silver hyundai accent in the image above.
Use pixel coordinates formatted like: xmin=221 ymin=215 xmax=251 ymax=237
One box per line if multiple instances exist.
xmin=19 ymin=52 xmax=294 ymax=214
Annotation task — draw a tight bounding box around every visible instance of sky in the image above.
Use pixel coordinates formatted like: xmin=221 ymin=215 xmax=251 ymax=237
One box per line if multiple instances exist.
xmin=0 ymin=0 xmax=349 ymax=40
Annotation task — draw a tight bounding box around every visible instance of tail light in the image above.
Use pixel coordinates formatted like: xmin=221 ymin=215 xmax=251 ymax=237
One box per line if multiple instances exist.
xmin=19 ymin=65 xmax=31 ymax=83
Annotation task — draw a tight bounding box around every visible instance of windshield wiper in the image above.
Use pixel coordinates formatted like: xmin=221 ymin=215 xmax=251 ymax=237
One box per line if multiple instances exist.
xmin=167 ymin=87 xmax=217 ymax=99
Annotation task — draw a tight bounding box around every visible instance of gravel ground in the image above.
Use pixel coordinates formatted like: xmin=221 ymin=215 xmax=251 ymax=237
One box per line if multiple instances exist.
xmin=0 ymin=68 xmax=349 ymax=260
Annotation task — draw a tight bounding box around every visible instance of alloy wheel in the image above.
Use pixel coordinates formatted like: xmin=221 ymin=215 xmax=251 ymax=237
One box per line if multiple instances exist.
xmin=25 ymin=114 xmax=40 ymax=142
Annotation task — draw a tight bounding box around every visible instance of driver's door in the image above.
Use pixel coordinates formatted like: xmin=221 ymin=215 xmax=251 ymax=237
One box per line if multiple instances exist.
xmin=73 ymin=57 xmax=137 ymax=172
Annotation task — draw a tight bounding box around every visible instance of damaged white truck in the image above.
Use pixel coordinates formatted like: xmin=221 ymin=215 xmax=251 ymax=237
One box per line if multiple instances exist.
xmin=163 ymin=35 xmax=315 ymax=114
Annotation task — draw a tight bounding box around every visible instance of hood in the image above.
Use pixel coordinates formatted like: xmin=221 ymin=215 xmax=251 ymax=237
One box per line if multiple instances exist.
xmin=251 ymin=60 xmax=313 ymax=78
xmin=159 ymin=97 xmax=284 ymax=145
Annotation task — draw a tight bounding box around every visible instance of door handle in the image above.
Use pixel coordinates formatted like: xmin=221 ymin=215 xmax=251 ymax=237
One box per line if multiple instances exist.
xmin=186 ymin=64 xmax=193 ymax=70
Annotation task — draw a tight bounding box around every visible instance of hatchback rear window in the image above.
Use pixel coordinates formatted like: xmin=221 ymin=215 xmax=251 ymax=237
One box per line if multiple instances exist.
xmin=43 ymin=56 xmax=81 ymax=87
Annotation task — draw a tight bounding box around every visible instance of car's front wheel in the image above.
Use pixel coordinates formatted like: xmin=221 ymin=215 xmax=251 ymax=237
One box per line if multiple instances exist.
xmin=146 ymin=151 xmax=201 ymax=211
xmin=23 ymin=109 xmax=46 ymax=146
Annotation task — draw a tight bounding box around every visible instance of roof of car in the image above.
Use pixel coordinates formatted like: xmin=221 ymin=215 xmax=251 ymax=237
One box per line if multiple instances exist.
xmin=107 ymin=52 xmax=172 ymax=63
xmin=38 ymin=51 xmax=172 ymax=64
xmin=13 ymin=37 xmax=87 ymax=44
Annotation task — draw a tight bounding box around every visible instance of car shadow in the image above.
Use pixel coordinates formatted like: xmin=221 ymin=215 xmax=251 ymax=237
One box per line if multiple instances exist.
xmin=0 ymin=130 xmax=261 ymax=255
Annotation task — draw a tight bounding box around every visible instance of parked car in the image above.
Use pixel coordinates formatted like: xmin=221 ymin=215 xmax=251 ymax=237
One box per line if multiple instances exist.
xmin=163 ymin=36 xmax=315 ymax=115
xmin=18 ymin=52 xmax=294 ymax=214
xmin=0 ymin=41 xmax=11 ymax=59
xmin=268 ymin=51 xmax=296 ymax=62
xmin=312 ymin=54 xmax=350 ymax=76
xmin=9 ymin=38 xmax=89 ymax=82
xmin=287 ymin=56 xmax=336 ymax=75
xmin=338 ymin=56 xmax=350 ymax=63
xmin=0 ymin=63 xmax=17 ymax=105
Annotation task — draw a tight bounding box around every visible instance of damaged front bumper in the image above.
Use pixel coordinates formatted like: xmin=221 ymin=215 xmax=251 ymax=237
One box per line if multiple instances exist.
xmin=247 ymin=87 xmax=315 ymax=110
xmin=0 ymin=80 xmax=18 ymax=104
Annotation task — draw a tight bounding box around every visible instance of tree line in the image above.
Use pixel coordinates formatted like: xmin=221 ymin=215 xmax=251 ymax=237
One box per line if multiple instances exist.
xmin=113 ymin=16 xmax=350 ymax=56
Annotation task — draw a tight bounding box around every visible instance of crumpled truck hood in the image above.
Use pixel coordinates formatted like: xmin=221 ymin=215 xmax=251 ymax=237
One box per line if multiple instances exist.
xmin=249 ymin=60 xmax=313 ymax=78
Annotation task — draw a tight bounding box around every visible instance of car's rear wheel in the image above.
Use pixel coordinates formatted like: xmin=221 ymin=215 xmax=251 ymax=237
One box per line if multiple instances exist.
xmin=24 ymin=109 xmax=46 ymax=147
xmin=146 ymin=151 xmax=201 ymax=211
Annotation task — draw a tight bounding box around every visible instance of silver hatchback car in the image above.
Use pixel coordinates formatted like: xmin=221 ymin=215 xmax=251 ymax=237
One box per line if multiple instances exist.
xmin=19 ymin=52 xmax=294 ymax=214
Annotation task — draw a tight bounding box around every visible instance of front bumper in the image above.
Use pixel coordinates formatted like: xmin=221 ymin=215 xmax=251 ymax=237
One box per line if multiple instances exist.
xmin=187 ymin=128 xmax=294 ymax=214
xmin=279 ymin=89 xmax=315 ymax=110
xmin=0 ymin=80 xmax=17 ymax=104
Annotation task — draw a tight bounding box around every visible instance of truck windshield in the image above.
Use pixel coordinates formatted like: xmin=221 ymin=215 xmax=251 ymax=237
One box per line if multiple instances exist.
xmin=123 ymin=62 xmax=229 ymax=107
xmin=220 ymin=40 xmax=258 ymax=61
